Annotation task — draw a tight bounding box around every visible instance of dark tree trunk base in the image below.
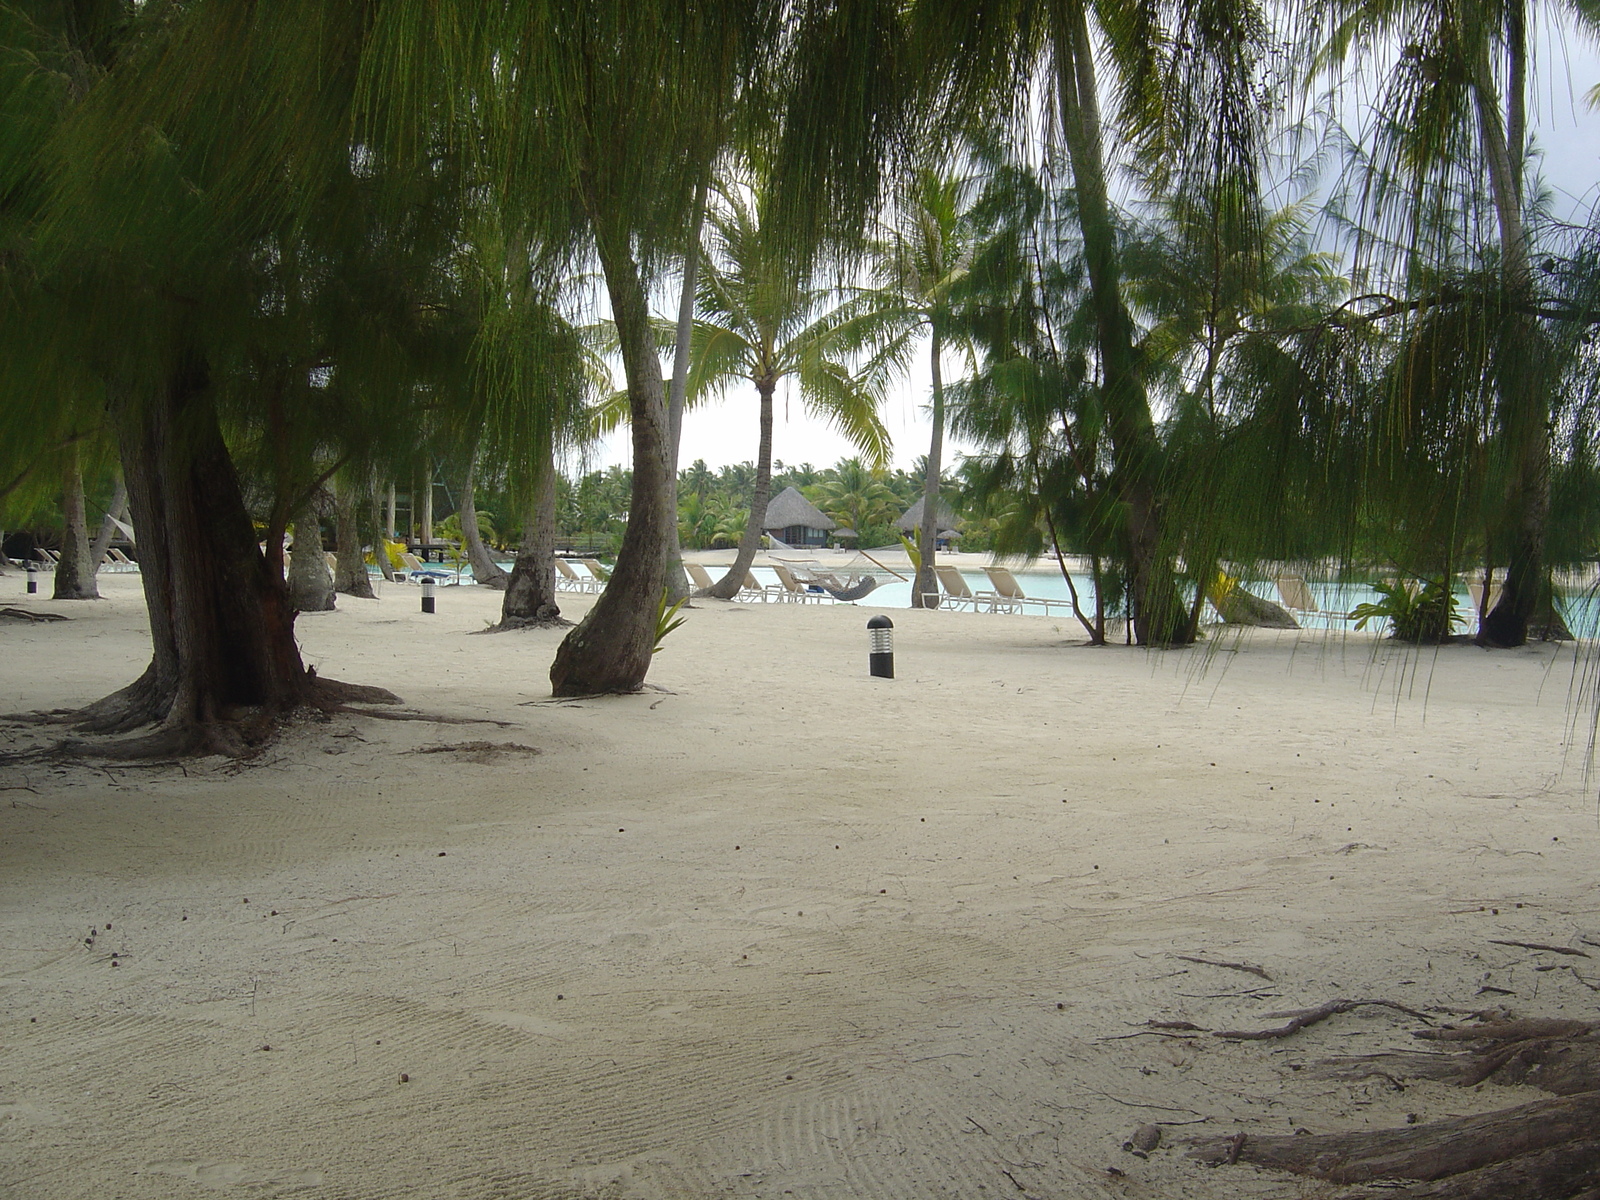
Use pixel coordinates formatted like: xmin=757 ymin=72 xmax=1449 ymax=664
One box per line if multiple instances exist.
xmin=28 ymin=669 xmax=402 ymax=761
xmin=481 ymin=606 xmax=571 ymax=632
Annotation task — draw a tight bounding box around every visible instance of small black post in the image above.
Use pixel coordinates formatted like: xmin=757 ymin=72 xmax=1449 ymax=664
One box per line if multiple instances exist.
xmin=867 ymin=614 xmax=894 ymax=678
xmin=420 ymin=576 xmax=436 ymax=614
xmin=26 ymin=562 xmax=38 ymax=594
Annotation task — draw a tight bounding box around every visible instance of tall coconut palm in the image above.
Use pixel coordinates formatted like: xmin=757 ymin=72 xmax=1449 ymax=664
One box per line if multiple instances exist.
xmin=687 ymin=183 xmax=892 ymax=600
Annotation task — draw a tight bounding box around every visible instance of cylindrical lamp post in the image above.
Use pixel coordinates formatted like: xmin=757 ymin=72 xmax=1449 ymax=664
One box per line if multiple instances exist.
xmin=420 ymin=576 xmax=436 ymax=614
xmin=26 ymin=562 xmax=39 ymax=595
xmin=867 ymin=614 xmax=894 ymax=678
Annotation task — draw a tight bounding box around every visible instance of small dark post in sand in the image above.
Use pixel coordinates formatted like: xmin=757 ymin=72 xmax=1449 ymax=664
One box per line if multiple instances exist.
xmin=868 ymin=615 xmax=894 ymax=679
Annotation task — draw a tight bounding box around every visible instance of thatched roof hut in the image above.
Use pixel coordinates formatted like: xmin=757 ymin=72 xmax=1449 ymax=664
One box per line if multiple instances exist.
xmin=895 ymin=496 xmax=961 ymax=539
xmin=763 ymin=487 xmax=836 ymax=548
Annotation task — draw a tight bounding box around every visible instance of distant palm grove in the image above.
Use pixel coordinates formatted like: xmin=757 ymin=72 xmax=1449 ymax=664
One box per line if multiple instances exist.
xmin=2 ymin=1 xmax=1598 ymax=752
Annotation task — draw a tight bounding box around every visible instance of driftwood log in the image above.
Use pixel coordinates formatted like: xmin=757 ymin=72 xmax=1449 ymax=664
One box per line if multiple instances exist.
xmin=1191 ymin=1018 xmax=1600 ymax=1199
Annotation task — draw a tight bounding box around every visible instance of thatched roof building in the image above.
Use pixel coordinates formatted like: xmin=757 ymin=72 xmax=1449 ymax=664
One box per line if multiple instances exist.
xmin=895 ymin=496 xmax=961 ymax=540
xmin=763 ymin=487 xmax=836 ymax=549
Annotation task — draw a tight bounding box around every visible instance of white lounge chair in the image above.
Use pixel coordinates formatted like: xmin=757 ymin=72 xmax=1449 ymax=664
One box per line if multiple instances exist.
xmin=772 ymin=563 xmax=825 ymax=603
xmin=1274 ymin=575 xmax=1319 ymax=613
xmin=930 ymin=564 xmax=995 ymax=612
xmin=555 ymin=558 xmax=599 ymax=593
xmin=982 ymin=565 xmax=1077 ymax=616
xmin=683 ymin=562 xmax=718 ymax=593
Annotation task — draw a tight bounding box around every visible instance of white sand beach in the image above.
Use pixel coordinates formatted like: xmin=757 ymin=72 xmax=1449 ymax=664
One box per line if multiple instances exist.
xmin=3 ymin=574 xmax=1597 ymax=1199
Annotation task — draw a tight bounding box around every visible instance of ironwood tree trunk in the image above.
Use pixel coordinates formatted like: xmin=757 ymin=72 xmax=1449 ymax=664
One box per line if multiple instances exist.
xmin=288 ymin=497 xmax=336 ymax=612
xmin=912 ymin=330 xmax=945 ymax=609
xmin=1053 ymin=6 xmax=1190 ymax=646
xmin=496 ymin=444 xmax=564 ymax=628
xmin=52 ymin=442 xmax=99 ymax=600
xmin=332 ymin=476 xmax=376 ymax=599
xmin=461 ymin=455 xmax=508 ymax=590
xmin=1474 ymin=40 xmax=1548 ymax=649
xmin=419 ymin=468 xmax=434 ymax=547
xmin=87 ymin=469 xmax=128 ymax=577
xmin=706 ymin=377 xmax=775 ymax=599
xmin=75 ymin=359 xmax=315 ymax=755
xmin=549 ymin=218 xmax=670 ymax=695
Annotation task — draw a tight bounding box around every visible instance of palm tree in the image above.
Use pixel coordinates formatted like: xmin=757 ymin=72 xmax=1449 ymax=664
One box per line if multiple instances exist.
xmin=808 ymin=457 xmax=902 ymax=539
xmin=687 ymin=182 xmax=891 ymax=599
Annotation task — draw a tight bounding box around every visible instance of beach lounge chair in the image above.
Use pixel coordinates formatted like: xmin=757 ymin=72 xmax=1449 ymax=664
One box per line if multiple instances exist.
xmin=105 ymin=548 xmax=138 ymax=572
xmin=983 ymin=565 xmax=1074 ymax=616
xmin=400 ymin=552 xmax=450 ymax=584
xmin=741 ymin=570 xmax=784 ymax=602
xmin=771 ymin=563 xmax=825 ymax=603
xmin=1274 ymin=575 xmax=1318 ymax=613
xmin=683 ymin=562 xmax=718 ymax=593
xmin=555 ymin=558 xmax=599 ymax=593
xmin=1467 ymin=579 xmax=1502 ymax=615
xmin=930 ymin=564 xmax=993 ymax=612
xmin=578 ymin=559 xmax=611 ymax=591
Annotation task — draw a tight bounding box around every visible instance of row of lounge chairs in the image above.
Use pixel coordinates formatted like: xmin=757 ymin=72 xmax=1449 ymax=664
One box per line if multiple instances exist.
xmin=28 ymin=547 xmax=139 ymax=573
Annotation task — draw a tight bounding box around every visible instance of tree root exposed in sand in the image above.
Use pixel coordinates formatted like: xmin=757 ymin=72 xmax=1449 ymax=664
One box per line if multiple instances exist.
xmin=1192 ymin=1016 xmax=1600 ymax=1198
xmin=475 ymin=613 xmax=573 ymax=633
xmin=14 ymin=672 xmax=411 ymax=762
xmin=0 ymin=607 xmax=71 ymax=622
xmin=1212 ymin=997 xmax=1435 ymax=1040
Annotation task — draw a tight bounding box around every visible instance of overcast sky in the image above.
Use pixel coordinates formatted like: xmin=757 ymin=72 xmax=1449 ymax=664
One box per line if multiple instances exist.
xmin=579 ymin=36 xmax=1599 ymax=480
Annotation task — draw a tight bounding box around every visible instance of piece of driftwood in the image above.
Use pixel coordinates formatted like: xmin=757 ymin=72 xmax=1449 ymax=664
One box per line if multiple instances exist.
xmin=0 ymin=607 xmax=70 ymax=622
xmin=1213 ymin=998 xmax=1433 ymax=1040
xmin=1176 ymin=954 xmax=1273 ymax=981
xmin=1188 ymin=1091 xmax=1600 ymax=1184
xmin=1489 ymin=939 xmax=1591 ymax=958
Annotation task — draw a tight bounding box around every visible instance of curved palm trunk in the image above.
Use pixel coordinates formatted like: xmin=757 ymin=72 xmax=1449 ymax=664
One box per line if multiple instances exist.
xmin=461 ymin=456 xmax=509 ymax=590
xmin=549 ymin=221 xmax=670 ymax=695
xmin=53 ymin=442 xmax=99 ymax=600
xmin=497 ymin=438 xmax=564 ymax=627
xmin=1054 ymin=6 xmax=1190 ymax=646
xmin=912 ymin=331 xmax=945 ymax=608
xmin=88 ymin=469 xmax=128 ymax=577
xmin=333 ymin=476 xmax=376 ymax=599
xmin=707 ymin=377 xmax=775 ymax=599
xmin=664 ymin=180 xmax=708 ymax=605
xmin=74 ymin=360 xmax=328 ymax=756
xmin=288 ymin=497 xmax=335 ymax=612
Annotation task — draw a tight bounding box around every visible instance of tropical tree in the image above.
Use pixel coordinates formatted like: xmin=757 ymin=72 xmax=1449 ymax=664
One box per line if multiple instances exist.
xmin=687 ymin=182 xmax=891 ymax=599
xmin=1302 ymin=0 xmax=1600 ymax=644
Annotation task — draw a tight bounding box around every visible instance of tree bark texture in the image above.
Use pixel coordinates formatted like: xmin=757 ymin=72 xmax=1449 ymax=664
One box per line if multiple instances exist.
xmin=1474 ymin=37 xmax=1549 ymax=648
xmin=461 ymin=456 xmax=508 ymax=590
xmin=549 ymin=220 xmax=669 ymax=695
xmin=333 ymin=476 xmax=376 ymax=599
xmin=87 ymin=469 xmax=128 ymax=577
xmin=707 ymin=377 xmax=775 ymax=599
xmin=288 ymin=497 xmax=336 ymax=612
xmin=497 ymin=445 xmax=563 ymax=628
xmin=1052 ymin=5 xmax=1190 ymax=645
xmin=77 ymin=359 xmax=314 ymax=753
xmin=52 ymin=442 xmax=99 ymax=600
xmin=912 ymin=329 xmax=945 ymax=609
xmin=419 ymin=469 xmax=434 ymax=547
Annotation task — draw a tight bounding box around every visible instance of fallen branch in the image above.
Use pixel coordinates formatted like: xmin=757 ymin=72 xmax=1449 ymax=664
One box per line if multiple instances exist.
xmin=334 ymin=706 xmax=514 ymax=727
xmin=1415 ymin=1019 xmax=1594 ymax=1042
xmin=1175 ymin=954 xmax=1273 ymax=981
xmin=1490 ymin=939 xmax=1591 ymax=958
xmin=1214 ymin=998 xmax=1434 ymax=1040
xmin=1187 ymin=1091 xmax=1600 ymax=1187
xmin=0 ymin=608 xmax=70 ymax=622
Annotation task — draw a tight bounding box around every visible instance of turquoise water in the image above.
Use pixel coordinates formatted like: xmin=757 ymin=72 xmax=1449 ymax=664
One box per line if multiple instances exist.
xmin=441 ymin=561 xmax=1597 ymax=635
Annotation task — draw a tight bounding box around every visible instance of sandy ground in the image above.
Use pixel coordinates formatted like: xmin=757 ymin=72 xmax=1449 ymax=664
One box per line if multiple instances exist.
xmin=2 ymin=572 xmax=1598 ymax=1200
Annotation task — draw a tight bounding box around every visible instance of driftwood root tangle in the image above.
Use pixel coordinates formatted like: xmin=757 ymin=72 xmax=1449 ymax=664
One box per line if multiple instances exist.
xmin=1213 ymin=998 xmax=1434 ymax=1040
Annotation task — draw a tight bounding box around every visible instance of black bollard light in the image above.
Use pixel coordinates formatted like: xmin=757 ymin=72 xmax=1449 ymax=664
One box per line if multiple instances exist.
xmin=26 ymin=562 xmax=38 ymax=594
xmin=867 ymin=614 xmax=894 ymax=678
xmin=420 ymin=576 xmax=436 ymax=614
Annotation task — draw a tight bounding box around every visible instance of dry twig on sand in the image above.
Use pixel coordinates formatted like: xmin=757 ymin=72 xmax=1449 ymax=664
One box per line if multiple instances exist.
xmin=1213 ymin=998 xmax=1434 ymax=1040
